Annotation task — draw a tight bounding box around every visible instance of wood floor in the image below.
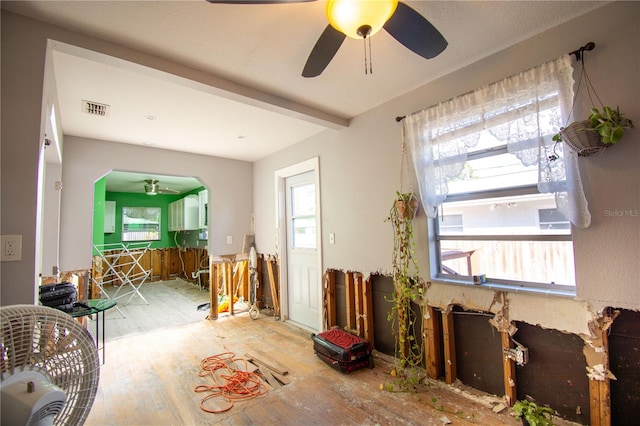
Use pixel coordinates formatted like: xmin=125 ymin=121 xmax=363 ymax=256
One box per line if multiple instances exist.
xmin=96 ymin=278 xmax=213 ymax=341
xmin=85 ymin=279 xmax=524 ymax=425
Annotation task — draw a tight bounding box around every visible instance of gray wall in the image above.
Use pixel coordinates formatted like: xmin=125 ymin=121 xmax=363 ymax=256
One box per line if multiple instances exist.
xmin=1 ymin=12 xmax=49 ymax=304
xmin=253 ymin=1 xmax=640 ymax=340
xmin=60 ymin=137 xmax=253 ymax=271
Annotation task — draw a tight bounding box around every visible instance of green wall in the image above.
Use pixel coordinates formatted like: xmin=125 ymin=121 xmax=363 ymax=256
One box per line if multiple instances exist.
xmin=92 ymin=177 xmax=208 ymax=250
xmin=92 ymin=177 xmax=106 ymax=255
xmin=103 ymin=192 xmax=182 ymax=249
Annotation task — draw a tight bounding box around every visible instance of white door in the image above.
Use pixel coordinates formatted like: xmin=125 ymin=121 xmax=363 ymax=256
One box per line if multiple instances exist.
xmin=285 ymin=172 xmax=319 ymax=331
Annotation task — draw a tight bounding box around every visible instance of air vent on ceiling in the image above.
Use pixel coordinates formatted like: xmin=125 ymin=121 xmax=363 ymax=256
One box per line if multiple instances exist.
xmin=82 ymin=100 xmax=110 ymax=117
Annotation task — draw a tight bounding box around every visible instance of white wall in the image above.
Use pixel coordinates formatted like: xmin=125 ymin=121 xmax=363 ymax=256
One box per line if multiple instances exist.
xmin=253 ymin=2 xmax=640 ymax=338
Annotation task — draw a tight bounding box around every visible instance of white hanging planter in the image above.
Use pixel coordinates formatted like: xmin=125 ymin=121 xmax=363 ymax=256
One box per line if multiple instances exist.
xmin=560 ymin=120 xmax=607 ymax=157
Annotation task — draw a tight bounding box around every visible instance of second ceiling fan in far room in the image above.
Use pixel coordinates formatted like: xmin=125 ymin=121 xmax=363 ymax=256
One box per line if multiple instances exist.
xmin=144 ymin=179 xmax=180 ymax=196
xmin=206 ymin=0 xmax=448 ymax=77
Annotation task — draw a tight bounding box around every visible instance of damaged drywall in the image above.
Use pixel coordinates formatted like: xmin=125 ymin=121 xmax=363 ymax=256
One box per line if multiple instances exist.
xmin=322 ymin=266 xmax=634 ymax=391
xmin=583 ymin=308 xmax=619 ymax=381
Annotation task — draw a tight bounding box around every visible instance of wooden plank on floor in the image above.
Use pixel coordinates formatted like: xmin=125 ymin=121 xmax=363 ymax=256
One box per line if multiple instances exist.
xmin=258 ymin=365 xmax=282 ymax=389
xmin=245 ymin=352 xmax=289 ymax=376
xmin=271 ymin=370 xmax=291 ymax=385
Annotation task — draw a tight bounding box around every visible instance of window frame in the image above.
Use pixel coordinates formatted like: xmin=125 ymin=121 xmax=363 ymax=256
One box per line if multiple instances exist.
xmin=430 ymin=140 xmax=576 ymax=293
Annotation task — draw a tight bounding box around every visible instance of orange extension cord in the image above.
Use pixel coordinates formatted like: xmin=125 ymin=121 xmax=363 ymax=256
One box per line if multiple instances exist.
xmin=194 ymin=351 xmax=268 ymax=414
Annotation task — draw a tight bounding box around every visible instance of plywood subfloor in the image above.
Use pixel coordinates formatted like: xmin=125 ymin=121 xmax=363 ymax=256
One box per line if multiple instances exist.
xmin=84 ymin=280 xmax=542 ymax=425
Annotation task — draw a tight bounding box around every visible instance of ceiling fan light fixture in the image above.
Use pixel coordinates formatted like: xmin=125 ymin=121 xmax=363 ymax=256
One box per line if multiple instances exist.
xmin=326 ymin=0 xmax=398 ymax=39
xmin=144 ymin=179 xmax=159 ymax=195
xmin=144 ymin=184 xmax=158 ymax=195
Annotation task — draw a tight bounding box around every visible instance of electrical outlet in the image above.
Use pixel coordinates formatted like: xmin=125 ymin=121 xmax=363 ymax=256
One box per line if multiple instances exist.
xmin=227 ymin=236 xmax=233 ymax=244
xmin=1 ymin=235 xmax=22 ymax=262
xmin=6 ymin=240 xmax=15 ymax=256
xmin=503 ymin=346 xmax=529 ymax=366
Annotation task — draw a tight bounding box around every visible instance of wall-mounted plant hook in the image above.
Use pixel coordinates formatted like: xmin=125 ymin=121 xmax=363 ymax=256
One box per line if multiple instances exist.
xmin=570 ymin=41 xmax=595 ymax=61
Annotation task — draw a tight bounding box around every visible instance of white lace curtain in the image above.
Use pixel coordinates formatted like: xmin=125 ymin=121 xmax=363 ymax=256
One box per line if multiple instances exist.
xmin=403 ymin=54 xmax=591 ymax=228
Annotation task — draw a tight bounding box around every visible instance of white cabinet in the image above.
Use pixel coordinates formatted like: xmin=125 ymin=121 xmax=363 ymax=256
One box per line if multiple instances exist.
xmin=104 ymin=201 xmax=116 ymax=233
xmin=198 ymin=190 xmax=208 ymax=229
xmin=168 ymin=195 xmax=199 ymax=231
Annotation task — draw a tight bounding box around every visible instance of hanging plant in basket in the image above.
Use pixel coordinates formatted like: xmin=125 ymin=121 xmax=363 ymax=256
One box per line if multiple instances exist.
xmin=394 ymin=191 xmax=420 ymax=221
xmin=551 ymin=43 xmax=635 ymax=158
xmin=385 ymin=191 xmax=425 ymax=391
xmin=382 ymin=132 xmax=429 ymax=392
xmin=554 ymin=107 xmax=634 ymax=157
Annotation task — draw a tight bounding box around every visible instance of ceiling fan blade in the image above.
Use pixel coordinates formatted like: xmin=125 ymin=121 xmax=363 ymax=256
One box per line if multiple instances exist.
xmin=159 ymin=188 xmax=180 ymax=194
xmin=384 ymin=2 xmax=447 ymax=60
xmin=206 ymin=0 xmax=316 ymax=4
xmin=302 ymin=25 xmax=346 ymax=78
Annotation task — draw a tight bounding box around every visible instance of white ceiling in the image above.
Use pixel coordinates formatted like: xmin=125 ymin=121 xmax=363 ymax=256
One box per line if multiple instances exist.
xmin=2 ymin=0 xmax=606 ymax=193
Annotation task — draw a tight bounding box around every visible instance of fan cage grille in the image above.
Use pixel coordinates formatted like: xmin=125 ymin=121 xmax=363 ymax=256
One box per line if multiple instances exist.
xmin=33 ymin=400 xmax=66 ymax=423
xmin=1 ymin=305 xmax=100 ymax=425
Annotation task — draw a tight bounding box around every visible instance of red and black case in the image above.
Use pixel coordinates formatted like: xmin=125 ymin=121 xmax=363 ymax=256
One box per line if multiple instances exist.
xmin=311 ymin=328 xmax=374 ymax=373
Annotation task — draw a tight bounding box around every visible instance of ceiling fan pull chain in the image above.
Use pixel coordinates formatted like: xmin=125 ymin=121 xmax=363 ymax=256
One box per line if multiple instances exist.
xmin=368 ymin=36 xmax=373 ymax=74
xmin=363 ymin=37 xmax=368 ymax=74
xmin=362 ymin=35 xmax=373 ymax=75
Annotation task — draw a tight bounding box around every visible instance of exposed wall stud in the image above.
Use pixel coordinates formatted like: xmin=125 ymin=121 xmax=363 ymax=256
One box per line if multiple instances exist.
xmin=345 ymin=272 xmax=356 ymax=331
xmin=425 ymin=306 xmax=442 ymax=379
xmin=362 ymin=276 xmax=375 ymax=347
xmin=501 ymin=331 xmax=517 ymax=406
xmin=442 ymin=309 xmax=457 ymax=384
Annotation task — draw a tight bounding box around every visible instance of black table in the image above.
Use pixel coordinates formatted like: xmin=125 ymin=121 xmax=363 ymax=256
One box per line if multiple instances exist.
xmin=71 ymin=299 xmax=117 ymax=363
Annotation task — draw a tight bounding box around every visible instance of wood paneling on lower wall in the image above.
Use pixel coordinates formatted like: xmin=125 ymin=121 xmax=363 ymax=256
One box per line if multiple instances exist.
xmin=91 ymin=247 xmax=209 ymax=290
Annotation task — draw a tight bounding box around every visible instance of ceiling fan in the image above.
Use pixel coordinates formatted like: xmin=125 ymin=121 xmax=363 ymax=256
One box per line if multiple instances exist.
xmin=206 ymin=0 xmax=448 ymax=77
xmin=144 ymin=179 xmax=180 ymax=196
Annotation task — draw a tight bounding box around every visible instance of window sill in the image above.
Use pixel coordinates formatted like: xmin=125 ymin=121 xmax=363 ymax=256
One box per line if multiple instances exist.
xmin=433 ymin=276 xmax=577 ymax=298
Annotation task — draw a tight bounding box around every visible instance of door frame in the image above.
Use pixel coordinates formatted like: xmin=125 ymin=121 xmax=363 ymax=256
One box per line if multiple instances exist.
xmin=274 ymin=157 xmax=323 ymax=330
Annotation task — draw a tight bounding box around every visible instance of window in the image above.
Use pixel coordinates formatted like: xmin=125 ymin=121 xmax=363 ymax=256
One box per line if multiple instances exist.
xmin=122 ymin=207 xmax=161 ymax=242
xmin=440 ymin=214 xmax=464 ymax=233
xmin=435 ymin=137 xmax=575 ymax=286
xmin=538 ymin=208 xmax=570 ymax=231
xmin=404 ymin=55 xmax=586 ymax=289
xmin=290 ymin=183 xmax=316 ymax=249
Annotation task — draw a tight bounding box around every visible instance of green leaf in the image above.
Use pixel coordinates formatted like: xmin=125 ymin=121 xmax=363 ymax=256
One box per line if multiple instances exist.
xmin=611 ymin=127 xmax=624 ymax=144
